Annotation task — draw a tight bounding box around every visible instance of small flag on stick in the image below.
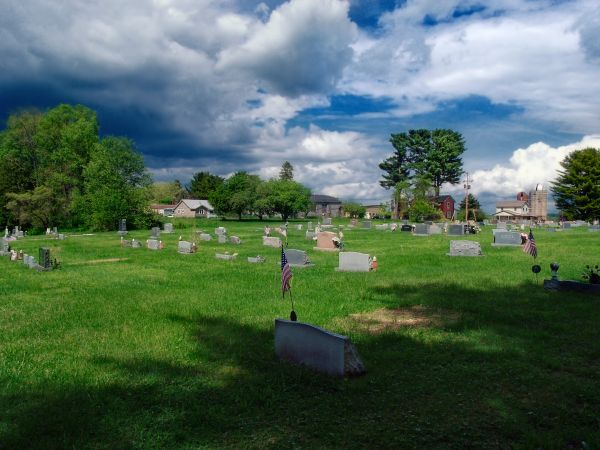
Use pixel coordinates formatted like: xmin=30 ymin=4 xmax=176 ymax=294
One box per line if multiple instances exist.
xmin=281 ymin=246 xmax=293 ymax=296
xmin=523 ymin=229 xmax=537 ymax=259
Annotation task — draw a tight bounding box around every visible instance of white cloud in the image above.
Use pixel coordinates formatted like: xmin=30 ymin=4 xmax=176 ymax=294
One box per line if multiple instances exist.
xmin=217 ymin=0 xmax=357 ymax=96
xmin=458 ymin=135 xmax=600 ymax=198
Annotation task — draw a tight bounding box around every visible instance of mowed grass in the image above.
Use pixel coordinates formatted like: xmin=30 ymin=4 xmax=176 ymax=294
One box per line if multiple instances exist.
xmin=1 ymin=220 xmax=599 ymax=449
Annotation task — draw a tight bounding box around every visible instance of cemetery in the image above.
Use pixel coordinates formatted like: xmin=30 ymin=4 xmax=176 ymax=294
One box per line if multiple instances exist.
xmin=1 ymin=219 xmax=599 ymax=449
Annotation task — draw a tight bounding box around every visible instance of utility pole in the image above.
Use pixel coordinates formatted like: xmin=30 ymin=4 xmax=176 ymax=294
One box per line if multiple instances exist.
xmin=463 ymin=172 xmax=473 ymax=223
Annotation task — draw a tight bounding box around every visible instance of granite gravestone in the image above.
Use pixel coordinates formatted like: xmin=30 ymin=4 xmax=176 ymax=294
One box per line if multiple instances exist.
xmin=199 ymin=233 xmax=212 ymax=241
xmin=375 ymin=224 xmax=388 ymax=231
xmin=336 ymin=252 xmax=371 ymax=272
xmin=447 ymin=240 xmax=483 ymax=256
xmin=247 ymin=256 xmax=265 ymax=263
xmin=274 ymin=319 xmax=365 ymax=377
xmin=230 ymin=236 xmax=242 ymax=244
xmin=215 ymin=252 xmax=237 ymax=260
xmin=163 ymin=223 xmax=174 ymax=233
xmin=413 ymin=224 xmax=429 ymax=236
xmin=314 ymin=231 xmax=338 ymax=252
xmin=305 ymin=231 xmax=317 ymax=240
xmin=295 ymin=224 xmax=303 ymax=231
xmin=151 ymin=227 xmax=160 ymax=238
xmin=448 ymin=224 xmax=464 ymax=236
xmin=263 ymin=236 xmax=282 ymax=247
xmin=323 ymin=218 xmax=332 ymax=225
xmin=118 ymin=219 xmax=128 ymax=236
xmin=496 ymin=222 xmax=508 ymax=230
xmin=285 ymin=249 xmax=313 ymax=268
xmin=362 ymin=221 xmax=372 ymax=229
xmin=561 ymin=223 xmax=571 ymax=229
xmin=147 ymin=239 xmax=161 ymax=250
xmin=178 ymin=241 xmax=195 ymax=254
xmin=218 ymin=234 xmax=227 ymax=244
xmin=39 ymin=247 xmax=51 ymax=270
xmin=401 ymin=224 xmax=413 ymax=232
xmin=492 ymin=232 xmax=522 ymax=246
xmin=428 ymin=224 xmax=442 ymax=235
xmin=215 ymin=227 xmax=227 ymax=235
xmin=307 ymin=222 xmax=313 ymax=231
xmin=131 ymin=240 xmax=142 ymax=248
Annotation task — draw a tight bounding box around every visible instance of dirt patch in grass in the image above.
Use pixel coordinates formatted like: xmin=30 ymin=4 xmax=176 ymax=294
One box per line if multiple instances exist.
xmin=346 ymin=305 xmax=461 ymax=334
xmin=68 ymin=258 xmax=129 ymax=266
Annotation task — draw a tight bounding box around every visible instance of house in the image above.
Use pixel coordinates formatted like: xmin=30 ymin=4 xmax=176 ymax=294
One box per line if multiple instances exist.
xmin=431 ymin=195 xmax=455 ymax=220
xmin=173 ymin=199 xmax=214 ymax=218
xmin=494 ymin=200 xmax=530 ymax=221
xmin=310 ymin=194 xmax=342 ymax=217
xmin=364 ymin=205 xmax=382 ymax=219
xmin=494 ymin=186 xmax=548 ymax=222
xmin=150 ymin=204 xmax=177 ymax=216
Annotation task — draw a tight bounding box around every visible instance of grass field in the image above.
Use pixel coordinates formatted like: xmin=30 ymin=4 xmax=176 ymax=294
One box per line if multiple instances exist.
xmin=1 ymin=220 xmax=599 ymax=449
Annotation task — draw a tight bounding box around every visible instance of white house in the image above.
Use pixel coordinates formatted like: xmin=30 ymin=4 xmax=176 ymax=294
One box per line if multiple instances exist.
xmin=173 ymin=199 xmax=214 ymax=218
xmin=494 ymin=200 xmax=530 ymax=222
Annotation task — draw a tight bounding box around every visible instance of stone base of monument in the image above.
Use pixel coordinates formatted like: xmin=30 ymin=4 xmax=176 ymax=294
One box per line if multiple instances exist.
xmin=543 ymin=279 xmax=600 ymax=294
xmin=312 ymin=247 xmax=340 ymax=252
xmin=275 ymin=319 xmax=366 ymax=377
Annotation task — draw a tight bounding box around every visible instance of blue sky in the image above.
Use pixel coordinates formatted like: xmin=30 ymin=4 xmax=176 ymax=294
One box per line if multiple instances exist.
xmin=1 ymin=0 xmax=599 ymax=212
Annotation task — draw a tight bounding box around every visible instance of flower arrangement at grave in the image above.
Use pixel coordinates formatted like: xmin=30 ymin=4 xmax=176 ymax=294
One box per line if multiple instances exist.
xmin=582 ymin=265 xmax=600 ymax=284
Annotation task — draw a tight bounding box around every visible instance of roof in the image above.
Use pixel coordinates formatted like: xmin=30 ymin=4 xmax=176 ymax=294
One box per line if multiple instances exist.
xmin=177 ymin=199 xmax=214 ymax=211
xmin=150 ymin=204 xmax=177 ymax=209
xmin=311 ymin=194 xmax=341 ymax=204
xmin=432 ymin=195 xmax=455 ymax=203
xmin=496 ymin=200 xmax=528 ymax=208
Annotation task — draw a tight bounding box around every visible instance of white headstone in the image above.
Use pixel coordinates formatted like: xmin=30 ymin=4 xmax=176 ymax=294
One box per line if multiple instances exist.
xmin=336 ymin=252 xmax=372 ymax=272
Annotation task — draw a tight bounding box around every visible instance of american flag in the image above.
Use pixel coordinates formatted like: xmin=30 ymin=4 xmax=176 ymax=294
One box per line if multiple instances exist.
xmin=281 ymin=246 xmax=293 ymax=295
xmin=523 ymin=229 xmax=537 ymax=258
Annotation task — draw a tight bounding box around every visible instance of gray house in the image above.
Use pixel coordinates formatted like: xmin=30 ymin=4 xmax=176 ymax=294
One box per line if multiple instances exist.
xmin=310 ymin=194 xmax=343 ymax=218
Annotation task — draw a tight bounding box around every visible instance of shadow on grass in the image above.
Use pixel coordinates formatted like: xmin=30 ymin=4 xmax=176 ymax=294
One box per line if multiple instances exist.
xmin=2 ymin=283 xmax=599 ymax=449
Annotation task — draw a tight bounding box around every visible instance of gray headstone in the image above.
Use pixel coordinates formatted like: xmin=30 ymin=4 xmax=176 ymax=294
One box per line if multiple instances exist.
xmin=215 ymin=252 xmax=236 ymax=260
xmin=230 ymin=236 xmax=242 ymax=244
xmin=151 ymin=227 xmax=160 ymax=238
xmin=118 ymin=219 xmax=128 ymax=236
xmin=275 ymin=319 xmax=365 ymax=377
xmin=295 ymin=224 xmax=303 ymax=231
xmin=163 ymin=223 xmax=174 ymax=233
xmin=178 ymin=241 xmax=194 ymax=254
xmin=362 ymin=221 xmax=371 ymax=229
xmin=147 ymin=239 xmax=161 ymax=250
xmin=218 ymin=234 xmax=227 ymax=244
xmin=121 ymin=239 xmax=132 ymax=247
xmin=263 ymin=236 xmax=282 ymax=247
xmin=285 ymin=249 xmax=313 ymax=268
xmin=448 ymin=224 xmax=464 ymax=236
xmin=561 ymin=223 xmax=571 ymax=229
xmin=414 ymin=224 xmax=429 ymax=236
xmin=375 ymin=224 xmax=388 ymax=231
xmin=307 ymin=222 xmax=313 ymax=231
xmin=492 ymin=231 xmax=522 ymax=246
xmin=323 ymin=218 xmax=332 ymax=225
xmin=429 ymin=224 xmax=442 ymax=235
xmin=337 ymin=252 xmax=371 ymax=272
xmin=589 ymin=225 xmax=600 ymax=232
xmin=248 ymin=256 xmax=265 ymax=263
xmin=39 ymin=247 xmax=51 ymax=269
xmin=1 ymin=238 xmax=9 ymax=252
xmin=496 ymin=222 xmax=508 ymax=230
xmin=215 ymin=227 xmax=227 ymax=235
xmin=305 ymin=231 xmax=316 ymax=240
xmin=131 ymin=240 xmax=142 ymax=248
xmin=199 ymin=233 xmax=212 ymax=241
xmin=447 ymin=240 xmax=483 ymax=256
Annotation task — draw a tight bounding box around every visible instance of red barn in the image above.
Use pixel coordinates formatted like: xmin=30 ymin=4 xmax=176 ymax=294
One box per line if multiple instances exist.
xmin=432 ymin=195 xmax=455 ymax=219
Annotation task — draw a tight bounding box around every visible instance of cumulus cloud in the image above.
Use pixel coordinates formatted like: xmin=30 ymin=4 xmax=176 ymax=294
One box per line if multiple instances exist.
xmin=217 ymin=0 xmax=357 ymax=96
xmin=454 ymin=135 xmax=600 ymax=200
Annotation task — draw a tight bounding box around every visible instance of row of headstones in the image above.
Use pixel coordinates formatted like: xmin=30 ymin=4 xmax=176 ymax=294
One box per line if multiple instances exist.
xmin=0 ymin=245 xmax=54 ymax=270
xmin=4 ymin=226 xmax=24 ymax=239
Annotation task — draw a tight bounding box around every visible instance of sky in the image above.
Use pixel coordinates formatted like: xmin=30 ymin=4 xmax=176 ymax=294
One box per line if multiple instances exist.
xmin=1 ymin=0 xmax=599 ymax=213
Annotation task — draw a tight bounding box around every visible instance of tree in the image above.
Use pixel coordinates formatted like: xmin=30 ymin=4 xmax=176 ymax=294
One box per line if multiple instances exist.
xmin=151 ymin=181 xmax=187 ymax=204
xmin=259 ymin=179 xmax=311 ymax=220
xmin=209 ymin=172 xmax=261 ymax=220
xmin=80 ymin=136 xmax=152 ymax=230
xmin=551 ymin=148 xmax=600 ymax=221
xmin=457 ymin=194 xmax=486 ymax=221
xmin=187 ymin=171 xmax=223 ymax=200
xmin=379 ymin=129 xmax=465 ymax=210
xmin=343 ymin=202 xmax=366 ymax=218
xmin=279 ymin=161 xmax=294 ymax=181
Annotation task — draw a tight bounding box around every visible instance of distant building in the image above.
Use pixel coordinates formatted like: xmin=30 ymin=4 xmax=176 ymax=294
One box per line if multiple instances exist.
xmin=528 ymin=184 xmax=548 ymax=221
xmin=173 ymin=199 xmax=214 ymax=218
xmin=495 ymin=200 xmax=530 ymax=221
xmin=150 ymin=204 xmax=177 ymax=216
xmin=494 ymin=185 xmax=548 ymax=222
xmin=364 ymin=205 xmax=382 ymax=219
xmin=431 ymin=195 xmax=455 ymax=220
xmin=310 ymin=194 xmax=342 ymax=217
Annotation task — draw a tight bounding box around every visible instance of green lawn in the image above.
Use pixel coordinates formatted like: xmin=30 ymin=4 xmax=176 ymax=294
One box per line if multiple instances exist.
xmin=1 ymin=220 xmax=599 ymax=449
